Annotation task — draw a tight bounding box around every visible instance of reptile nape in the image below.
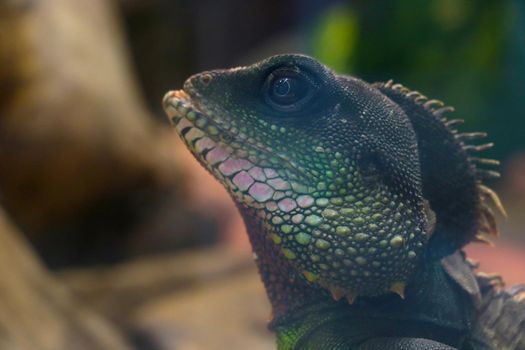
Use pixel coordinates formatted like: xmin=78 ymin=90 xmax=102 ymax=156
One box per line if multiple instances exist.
xmin=163 ymin=54 xmax=524 ymax=350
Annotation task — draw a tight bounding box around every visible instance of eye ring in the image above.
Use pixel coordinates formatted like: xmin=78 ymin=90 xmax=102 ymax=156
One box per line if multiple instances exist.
xmin=263 ymin=66 xmax=317 ymax=113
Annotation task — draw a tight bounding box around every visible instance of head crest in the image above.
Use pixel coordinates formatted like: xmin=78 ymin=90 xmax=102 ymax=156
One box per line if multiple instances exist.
xmin=375 ymin=81 xmax=504 ymax=259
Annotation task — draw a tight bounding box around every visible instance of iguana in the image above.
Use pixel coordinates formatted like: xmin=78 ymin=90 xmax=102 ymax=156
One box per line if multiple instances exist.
xmin=162 ymin=54 xmax=525 ymax=349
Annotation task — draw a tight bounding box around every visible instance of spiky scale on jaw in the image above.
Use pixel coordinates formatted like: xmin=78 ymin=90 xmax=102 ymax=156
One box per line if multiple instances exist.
xmin=389 ymin=282 xmax=406 ymax=299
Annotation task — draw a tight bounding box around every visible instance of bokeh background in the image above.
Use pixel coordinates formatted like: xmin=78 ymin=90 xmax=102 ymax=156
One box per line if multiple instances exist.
xmin=0 ymin=0 xmax=524 ymax=349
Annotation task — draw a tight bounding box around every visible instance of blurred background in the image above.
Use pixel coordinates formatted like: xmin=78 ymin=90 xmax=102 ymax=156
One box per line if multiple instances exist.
xmin=0 ymin=0 xmax=523 ymax=349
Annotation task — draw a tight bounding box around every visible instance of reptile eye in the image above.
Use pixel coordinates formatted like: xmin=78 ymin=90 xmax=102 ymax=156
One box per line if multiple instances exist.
xmin=263 ymin=67 xmax=317 ymax=113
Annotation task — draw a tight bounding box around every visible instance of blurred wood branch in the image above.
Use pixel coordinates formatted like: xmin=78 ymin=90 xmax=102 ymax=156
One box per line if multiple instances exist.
xmin=0 ymin=209 xmax=133 ymax=350
xmin=0 ymin=0 xmax=183 ymax=236
xmin=59 ymin=246 xmax=275 ymax=350
xmin=0 ymin=0 xmax=208 ymax=269
xmin=59 ymin=246 xmax=254 ymax=324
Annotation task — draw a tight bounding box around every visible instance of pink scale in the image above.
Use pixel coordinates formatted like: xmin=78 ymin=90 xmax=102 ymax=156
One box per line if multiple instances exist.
xmin=277 ymin=198 xmax=297 ymax=212
xmin=248 ymin=182 xmax=274 ymax=202
xmin=206 ymin=147 xmax=230 ymax=165
xmin=232 ymin=171 xmax=255 ymax=191
xmin=248 ymin=167 xmax=266 ymax=181
xmin=297 ymin=195 xmax=314 ymax=208
xmin=195 ymin=137 xmax=216 ymax=153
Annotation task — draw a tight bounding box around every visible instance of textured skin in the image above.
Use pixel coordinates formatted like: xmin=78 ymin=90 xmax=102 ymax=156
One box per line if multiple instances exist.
xmin=477 ymin=275 xmax=525 ymax=349
xmin=356 ymin=338 xmax=455 ymax=350
xmin=162 ymin=54 xmax=524 ymax=349
xmin=272 ymin=253 xmax=486 ymax=349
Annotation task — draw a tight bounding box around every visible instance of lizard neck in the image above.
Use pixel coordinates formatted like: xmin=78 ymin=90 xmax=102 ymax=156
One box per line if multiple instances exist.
xmin=240 ymin=208 xmax=325 ymax=321
xmin=240 ymin=207 xmax=480 ymax=349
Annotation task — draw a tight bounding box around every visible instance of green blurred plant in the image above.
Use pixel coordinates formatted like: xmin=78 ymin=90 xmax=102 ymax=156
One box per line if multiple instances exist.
xmin=309 ymin=0 xmax=524 ymax=162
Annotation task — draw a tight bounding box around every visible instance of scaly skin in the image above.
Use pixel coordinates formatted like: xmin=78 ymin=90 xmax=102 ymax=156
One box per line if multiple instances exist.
xmin=162 ymin=55 xmax=523 ymax=349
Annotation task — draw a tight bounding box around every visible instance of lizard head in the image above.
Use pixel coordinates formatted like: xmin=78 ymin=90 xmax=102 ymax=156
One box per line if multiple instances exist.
xmin=163 ymin=54 xmax=434 ymax=300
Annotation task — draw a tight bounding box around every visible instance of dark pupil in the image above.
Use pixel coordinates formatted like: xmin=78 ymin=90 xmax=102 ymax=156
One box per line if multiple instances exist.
xmin=273 ymin=78 xmax=292 ymax=97
xmin=269 ymin=74 xmax=309 ymax=107
xmin=264 ymin=68 xmax=315 ymax=111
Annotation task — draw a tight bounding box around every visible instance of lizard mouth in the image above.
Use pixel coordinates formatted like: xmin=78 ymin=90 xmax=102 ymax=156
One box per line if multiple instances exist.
xmin=163 ymin=90 xmax=312 ymax=210
xmin=163 ymin=89 xmax=252 ymax=182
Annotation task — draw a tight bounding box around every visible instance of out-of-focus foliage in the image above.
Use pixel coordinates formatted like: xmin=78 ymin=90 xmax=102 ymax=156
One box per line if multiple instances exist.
xmin=310 ymin=4 xmax=358 ymax=73
xmin=309 ymin=0 xmax=524 ymax=161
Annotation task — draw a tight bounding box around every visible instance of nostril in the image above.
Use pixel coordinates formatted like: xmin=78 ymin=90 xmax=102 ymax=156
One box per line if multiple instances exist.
xmin=200 ymin=73 xmax=212 ymax=86
xmin=183 ymin=73 xmax=213 ymax=92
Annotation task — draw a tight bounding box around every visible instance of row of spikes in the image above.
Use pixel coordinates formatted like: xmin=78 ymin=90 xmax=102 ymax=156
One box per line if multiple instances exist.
xmin=383 ymin=80 xmax=506 ymax=246
xmin=321 ymin=281 xmax=408 ymax=305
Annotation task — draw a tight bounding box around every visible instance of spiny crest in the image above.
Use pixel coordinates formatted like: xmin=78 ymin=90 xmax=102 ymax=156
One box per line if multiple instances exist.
xmin=383 ymin=79 xmax=501 ymax=179
xmin=382 ymin=79 xmax=505 ymax=248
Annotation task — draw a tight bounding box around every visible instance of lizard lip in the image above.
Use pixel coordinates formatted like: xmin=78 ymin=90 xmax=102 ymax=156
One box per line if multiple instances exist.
xmin=162 ymin=89 xmax=193 ymax=115
xmin=163 ymin=89 xmax=305 ymax=178
xmin=163 ymin=89 xmax=239 ymax=147
xmin=162 ymin=89 xmax=312 ymax=210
